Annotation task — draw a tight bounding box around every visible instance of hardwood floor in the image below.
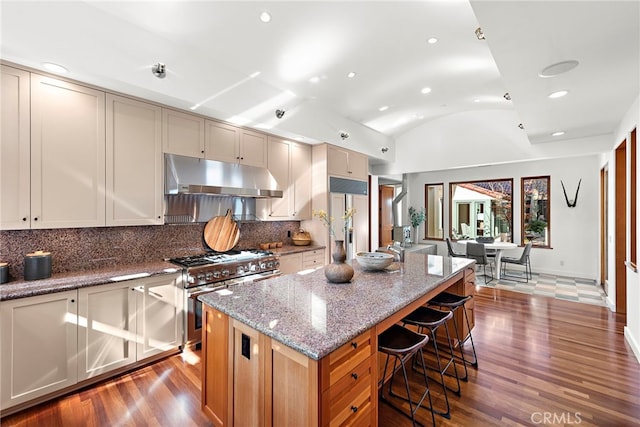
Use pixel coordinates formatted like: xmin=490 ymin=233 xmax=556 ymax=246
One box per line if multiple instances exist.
xmin=2 ymin=286 xmax=639 ymax=426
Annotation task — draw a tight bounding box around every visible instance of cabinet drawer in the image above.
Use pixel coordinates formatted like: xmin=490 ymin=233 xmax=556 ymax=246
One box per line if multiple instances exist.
xmin=302 ymin=250 xmax=324 ymax=269
xmin=324 ymin=329 xmax=373 ymax=390
xmin=324 ymin=369 xmax=373 ymax=427
xmin=464 ymin=267 xmax=476 ymax=285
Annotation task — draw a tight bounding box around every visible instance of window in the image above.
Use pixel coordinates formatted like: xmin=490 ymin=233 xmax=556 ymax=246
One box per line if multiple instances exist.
xmin=522 ymin=176 xmax=550 ymax=247
xmin=424 ymin=183 xmax=444 ymax=239
xmin=449 ymin=179 xmax=513 ymax=242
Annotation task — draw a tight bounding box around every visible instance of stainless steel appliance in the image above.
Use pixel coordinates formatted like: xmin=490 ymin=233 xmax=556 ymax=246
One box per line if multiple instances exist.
xmin=169 ymin=250 xmax=281 ymax=347
xmin=329 ymin=177 xmax=369 ymax=261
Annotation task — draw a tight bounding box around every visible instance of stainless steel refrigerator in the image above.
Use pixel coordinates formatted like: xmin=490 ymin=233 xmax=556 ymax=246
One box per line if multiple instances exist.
xmin=329 ymin=177 xmax=369 ymax=261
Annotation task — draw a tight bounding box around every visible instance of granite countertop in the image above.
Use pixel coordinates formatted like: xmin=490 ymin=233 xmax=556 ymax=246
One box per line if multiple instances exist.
xmin=270 ymin=244 xmax=325 ymax=255
xmin=199 ymin=252 xmax=474 ymax=360
xmin=0 ymin=261 xmax=181 ymax=301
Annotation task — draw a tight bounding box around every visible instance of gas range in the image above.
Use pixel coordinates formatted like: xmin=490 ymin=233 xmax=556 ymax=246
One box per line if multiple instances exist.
xmin=169 ymin=249 xmax=280 ymax=288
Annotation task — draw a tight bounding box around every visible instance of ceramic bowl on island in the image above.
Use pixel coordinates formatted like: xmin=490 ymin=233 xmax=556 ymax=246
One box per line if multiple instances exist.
xmin=355 ymin=252 xmax=394 ymax=270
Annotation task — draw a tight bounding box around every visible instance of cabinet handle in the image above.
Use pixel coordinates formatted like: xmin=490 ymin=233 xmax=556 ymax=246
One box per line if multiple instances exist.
xmin=351 ymin=405 xmax=358 ymax=413
xmin=70 ymin=299 xmax=75 ymax=303
xmin=22 ymin=217 xmax=28 ymax=221
xmin=351 ymin=372 xmax=358 ymax=380
xmin=351 ymin=342 xmax=358 ymax=349
xmin=34 ymin=217 xmax=39 ymax=221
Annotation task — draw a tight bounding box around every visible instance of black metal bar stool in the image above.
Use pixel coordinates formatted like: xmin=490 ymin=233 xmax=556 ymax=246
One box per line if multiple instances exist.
xmin=378 ymin=323 xmax=437 ymax=427
xmin=428 ymin=292 xmax=478 ymax=380
xmin=402 ymin=306 xmax=461 ymax=419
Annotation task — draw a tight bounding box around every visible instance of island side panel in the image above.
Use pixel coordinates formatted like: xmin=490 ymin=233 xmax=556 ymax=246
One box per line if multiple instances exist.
xmin=202 ymin=305 xmax=232 ymax=427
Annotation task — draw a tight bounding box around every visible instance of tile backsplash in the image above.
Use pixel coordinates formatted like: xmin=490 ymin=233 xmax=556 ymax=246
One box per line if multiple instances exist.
xmin=0 ymin=221 xmax=301 ymax=281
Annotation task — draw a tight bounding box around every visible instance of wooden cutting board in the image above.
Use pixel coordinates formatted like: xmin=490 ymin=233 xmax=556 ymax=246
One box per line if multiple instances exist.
xmin=203 ymin=209 xmax=240 ymax=252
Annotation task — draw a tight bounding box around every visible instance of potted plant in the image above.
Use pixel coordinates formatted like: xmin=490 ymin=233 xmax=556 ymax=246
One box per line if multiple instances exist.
xmin=408 ymin=206 xmax=426 ymax=244
xmin=526 ymin=218 xmax=547 ymax=240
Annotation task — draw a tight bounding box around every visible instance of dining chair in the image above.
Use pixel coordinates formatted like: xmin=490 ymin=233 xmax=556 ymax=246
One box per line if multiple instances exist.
xmin=446 ymin=237 xmax=465 ymax=258
xmin=465 ymin=242 xmax=494 ymax=283
xmin=501 ymin=242 xmax=533 ymax=282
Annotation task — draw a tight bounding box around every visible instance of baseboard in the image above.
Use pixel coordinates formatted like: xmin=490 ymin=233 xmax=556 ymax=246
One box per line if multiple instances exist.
xmin=624 ymin=327 xmax=640 ymax=364
xmin=529 ymin=267 xmax=596 ymax=282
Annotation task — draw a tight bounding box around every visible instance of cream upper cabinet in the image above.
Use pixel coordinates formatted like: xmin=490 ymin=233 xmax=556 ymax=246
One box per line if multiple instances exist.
xmin=204 ymin=120 xmax=240 ymax=163
xmin=205 ymin=121 xmax=267 ymax=167
xmin=0 ymin=65 xmax=30 ymax=230
xmin=106 ymin=94 xmax=163 ymax=226
xmin=327 ymin=145 xmax=368 ymax=181
xmin=263 ymin=137 xmax=311 ymax=220
xmin=30 ymin=74 xmax=106 ymax=229
xmin=162 ymin=108 xmax=205 ymax=157
xmin=1 ymin=290 xmax=78 ymax=410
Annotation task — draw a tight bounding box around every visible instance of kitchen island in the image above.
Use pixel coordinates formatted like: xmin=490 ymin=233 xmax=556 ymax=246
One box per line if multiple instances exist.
xmin=199 ymin=252 xmax=475 ymax=426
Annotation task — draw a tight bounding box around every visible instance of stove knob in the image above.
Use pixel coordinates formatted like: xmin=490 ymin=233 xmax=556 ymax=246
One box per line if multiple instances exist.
xmin=205 ymin=272 xmax=213 ymax=281
xmin=250 ymin=264 xmax=259 ymax=272
xmin=213 ymin=271 xmax=221 ymax=279
xmin=187 ymin=274 xmax=195 ymax=284
xmin=221 ymin=269 xmax=230 ymax=277
xmin=197 ymin=273 xmax=205 ymax=281
xmin=274 ymin=260 xmax=280 ymax=268
xmin=260 ymin=262 xmax=267 ymax=269
xmin=237 ymin=266 xmax=244 ymax=275
xmin=267 ymin=261 xmax=274 ymax=269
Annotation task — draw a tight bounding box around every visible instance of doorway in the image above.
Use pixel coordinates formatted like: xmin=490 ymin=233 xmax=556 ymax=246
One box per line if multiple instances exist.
xmin=379 ymin=185 xmax=394 ymax=247
xmin=600 ymin=166 xmax=608 ymax=294
xmin=614 ymin=140 xmax=627 ymax=313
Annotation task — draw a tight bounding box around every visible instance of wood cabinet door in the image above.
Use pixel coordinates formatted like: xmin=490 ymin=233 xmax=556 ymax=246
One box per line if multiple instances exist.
xmin=0 ymin=290 xmax=78 ymax=410
xmin=202 ymin=306 xmax=232 ymax=427
xmin=162 ymin=108 xmax=205 ymax=157
xmin=279 ymin=253 xmax=302 ymax=275
xmin=30 ymin=74 xmax=106 ymax=229
xmin=0 ymin=65 xmax=30 ymax=230
xmin=106 ymin=94 xmax=163 ymax=226
xmin=77 ymin=281 xmax=136 ymax=381
xmin=327 ymin=145 xmax=350 ymax=178
xmin=347 ymin=151 xmax=368 ymax=181
xmin=204 ymin=120 xmax=239 ymax=163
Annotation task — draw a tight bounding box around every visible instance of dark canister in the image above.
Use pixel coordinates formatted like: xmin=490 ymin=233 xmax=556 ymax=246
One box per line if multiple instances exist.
xmin=24 ymin=251 xmax=52 ymax=281
xmin=0 ymin=262 xmax=8 ymax=284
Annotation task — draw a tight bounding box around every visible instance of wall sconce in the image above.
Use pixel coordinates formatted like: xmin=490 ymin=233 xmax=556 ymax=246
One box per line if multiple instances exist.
xmin=340 ymin=131 xmax=350 ymax=140
xmin=275 ymin=109 xmax=285 ymax=119
xmin=475 ymin=27 xmax=485 ymax=40
xmin=152 ymin=63 xmax=166 ymax=78
xmin=381 ymin=147 xmax=389 ymax=153
xmin=503 ymin=92 xmax=512 ymax=101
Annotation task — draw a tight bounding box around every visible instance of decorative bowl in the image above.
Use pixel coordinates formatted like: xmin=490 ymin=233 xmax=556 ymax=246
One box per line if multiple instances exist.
xmin=355 ymin=252 xmax=394 ymax=270
xmin=292 ymin=237 xmax=311 ymax=246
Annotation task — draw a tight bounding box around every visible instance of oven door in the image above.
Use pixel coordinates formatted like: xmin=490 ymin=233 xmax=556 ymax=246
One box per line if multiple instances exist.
xmin=186 ymin=284 xmax=225 ymax=347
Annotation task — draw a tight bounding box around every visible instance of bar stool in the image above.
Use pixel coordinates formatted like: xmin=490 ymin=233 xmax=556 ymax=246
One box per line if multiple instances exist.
xmin=402 ymin=306 xmax=461 ymax=419
xmin=428 ymin=292 xmax=478 ymax=380
xmin=378 ymin=324 xmax=436 ymax=427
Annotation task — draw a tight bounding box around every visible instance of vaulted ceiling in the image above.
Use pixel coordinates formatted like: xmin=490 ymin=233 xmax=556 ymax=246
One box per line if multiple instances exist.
xmin=1 ymin=1 xmax=638 ymax=166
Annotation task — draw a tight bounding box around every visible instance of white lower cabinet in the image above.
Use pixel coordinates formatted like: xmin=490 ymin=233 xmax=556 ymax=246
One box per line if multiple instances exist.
xmin=279 ymin=249 xmax=325 ymax=275
xmin=1 ymin=273 xmax=183 ymax=412
xmin=78 ymin=281 xmax=136 ymax=381
xmin=1 ymin=290 xmax=78 ymax=410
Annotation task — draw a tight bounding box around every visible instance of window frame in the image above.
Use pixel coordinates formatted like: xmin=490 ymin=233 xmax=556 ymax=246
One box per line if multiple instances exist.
xmin=448 ymin=178 xmax=513 ymax=242
xmin=423 ymin=182 xmax=444 ymax=240
xmin=521 ymin=175 xmax=551 ymax=248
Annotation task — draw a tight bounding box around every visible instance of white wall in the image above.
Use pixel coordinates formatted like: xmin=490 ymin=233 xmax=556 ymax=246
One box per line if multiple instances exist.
xmin=405 ymin=155 xmax=600 ymax=280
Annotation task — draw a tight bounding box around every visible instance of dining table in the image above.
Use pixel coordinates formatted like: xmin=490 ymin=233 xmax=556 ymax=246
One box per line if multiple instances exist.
xmin=457 ymin=239 xmax=518 ymax=279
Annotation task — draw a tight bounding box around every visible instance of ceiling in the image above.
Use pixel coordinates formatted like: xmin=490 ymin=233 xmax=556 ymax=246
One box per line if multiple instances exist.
xmin=1 ymin=1 xmax=638 ymax=164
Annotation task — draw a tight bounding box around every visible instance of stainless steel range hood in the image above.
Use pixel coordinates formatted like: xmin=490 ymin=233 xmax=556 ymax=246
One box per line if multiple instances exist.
xmin=165 ymin=154 xmax=283 ymax=198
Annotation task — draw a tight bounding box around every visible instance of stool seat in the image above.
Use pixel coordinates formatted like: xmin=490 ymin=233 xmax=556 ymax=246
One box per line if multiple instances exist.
xmin=379 ymin=324 xmax=429 ymax=355
xmin=403 ymin=306 xmax=453 ymax=328
xmin=429 ymin=292 xmax=471 ymax=308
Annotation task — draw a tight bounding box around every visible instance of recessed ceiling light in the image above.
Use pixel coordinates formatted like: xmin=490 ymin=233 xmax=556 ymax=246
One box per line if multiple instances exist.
xmin=539 ymin=60 xmax=579 ymax=78
xmin=259 ymin=11 xmax=272 ymax=23
xmin=309 ymin=76 xmax=320 ymax=83
xmin=379 ymin=105 xmax=389 ymax=112
xmin=347 ymin=71 xmax=356 ymax=78
xmin=427 ymin=37 xmax=438 ymax=44
xmin=548 ymin=90 xmax=569 ymax=99
xmin=421 ymin=87 xmax=432 ymax=94
xmin=42 ymin=62 xmax=67 ymax=74
xmin=551 ymin=131 xmax=565 ymax=136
